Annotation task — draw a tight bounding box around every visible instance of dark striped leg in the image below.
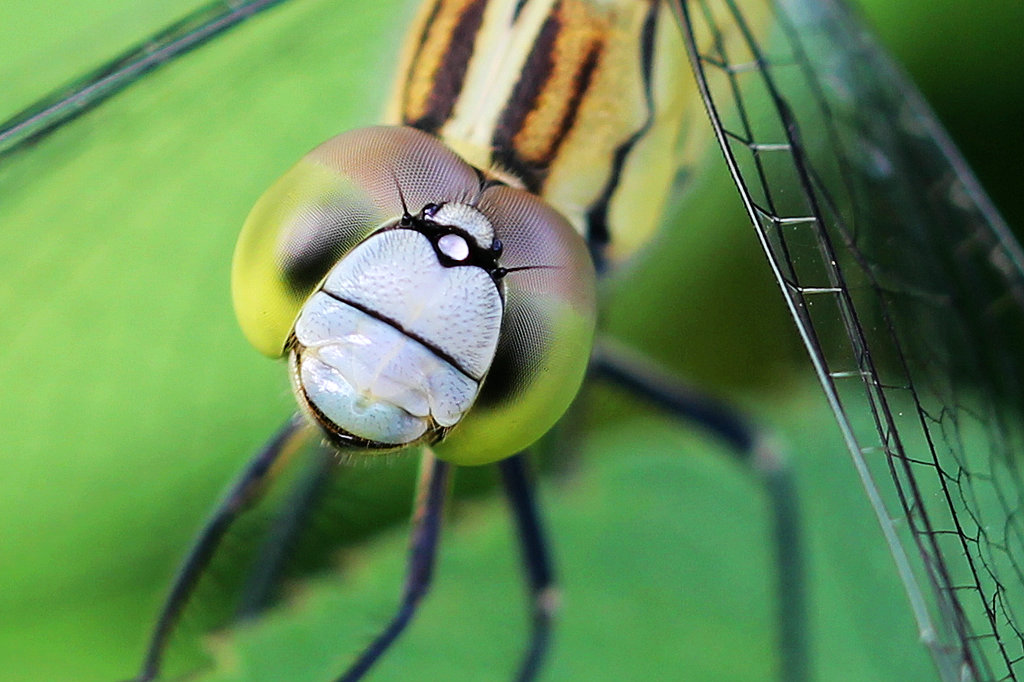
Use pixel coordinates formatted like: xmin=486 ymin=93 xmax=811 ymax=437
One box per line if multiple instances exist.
xmin=335 ymin=450 xmax=451 ymax=682
xmin=591 ymin=339 xmax=808 ymax=682
xmin=126 ymin=413 xmax=312 ymax=682
xmin=498 ymin=454 xmax=557 ymax=682
xmin=236 ymin=443 xmax=338 ymax=620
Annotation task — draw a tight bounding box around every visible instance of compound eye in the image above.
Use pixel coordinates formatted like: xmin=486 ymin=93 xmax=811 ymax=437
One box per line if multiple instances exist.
xmin=437 ymin=233 xmax=470 ymax=261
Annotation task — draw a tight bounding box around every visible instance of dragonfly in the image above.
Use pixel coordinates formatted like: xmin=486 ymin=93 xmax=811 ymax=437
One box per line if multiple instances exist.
xmin=0 ymin=1 xmax=1021 ymax=681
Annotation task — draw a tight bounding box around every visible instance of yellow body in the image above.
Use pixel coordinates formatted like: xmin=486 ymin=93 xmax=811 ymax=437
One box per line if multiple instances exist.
xmin=230 ymin=0 xmax=738 ymax=464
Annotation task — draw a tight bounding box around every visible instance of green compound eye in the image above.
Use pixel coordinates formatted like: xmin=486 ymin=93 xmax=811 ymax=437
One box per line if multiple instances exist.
xmin=232 ymin=126 xmax=597 ymax=465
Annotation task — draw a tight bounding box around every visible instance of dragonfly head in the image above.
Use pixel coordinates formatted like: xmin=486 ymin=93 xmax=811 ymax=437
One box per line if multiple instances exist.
xmin=232 ymin=126 xmax=596 ymax=464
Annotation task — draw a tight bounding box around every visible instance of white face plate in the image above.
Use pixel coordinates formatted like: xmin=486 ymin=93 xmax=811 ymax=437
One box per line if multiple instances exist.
xmin=292 ymin=226 xmax=503 ymax=446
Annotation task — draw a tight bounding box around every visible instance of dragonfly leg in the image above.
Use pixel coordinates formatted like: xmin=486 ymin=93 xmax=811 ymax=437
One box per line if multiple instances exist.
xmin=334 ymin=450 xmax=450 ymax=682
xmin=235 ymin=443 xmax=338 ymax=620
xmin=591 ymin=338 xmax=808 ymax=682
xmin=498 ymin=453 xmax=557 ymax=682
xmin=126 ymin=412 xmax=313 ymax=682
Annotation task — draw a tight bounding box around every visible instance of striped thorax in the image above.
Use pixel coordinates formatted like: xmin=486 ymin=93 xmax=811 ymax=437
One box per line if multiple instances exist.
xmin=391 ymin=0 xmax=692 ymax=261
xmin=232 ymin=0 xmax=690 ymax=464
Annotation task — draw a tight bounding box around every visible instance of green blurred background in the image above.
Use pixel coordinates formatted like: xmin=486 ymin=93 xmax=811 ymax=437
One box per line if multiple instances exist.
xmin=0 ymin=1 xmax=1021 ymax=681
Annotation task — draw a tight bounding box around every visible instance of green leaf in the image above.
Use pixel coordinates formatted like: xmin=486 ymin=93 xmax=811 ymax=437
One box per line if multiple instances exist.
xmin=189 ymin=392 xmax=935 ymax=682
xmin=1 ymin=1 xmax=1018 ymax=681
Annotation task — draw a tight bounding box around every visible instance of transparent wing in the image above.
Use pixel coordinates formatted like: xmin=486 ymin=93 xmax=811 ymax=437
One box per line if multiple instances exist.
xmin=0 ymin=0 xmax=287 ymax=159
xmin=671 ymin=0 xmax=1024 ymax=679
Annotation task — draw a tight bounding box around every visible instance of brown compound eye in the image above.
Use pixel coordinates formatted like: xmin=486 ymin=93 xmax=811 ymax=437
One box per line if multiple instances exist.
xmin=232 ymin=125 xmax=597 ymax=465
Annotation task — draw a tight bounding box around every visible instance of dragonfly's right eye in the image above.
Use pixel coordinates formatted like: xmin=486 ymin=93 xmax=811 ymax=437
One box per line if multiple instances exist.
xmin=232 ymin=126 xmax=597 ymax=464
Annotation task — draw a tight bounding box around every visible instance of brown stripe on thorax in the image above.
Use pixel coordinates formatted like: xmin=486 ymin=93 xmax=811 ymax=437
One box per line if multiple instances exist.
xmin=401 ymin=0 xmax=489 ymax=133
xmin=491 ymin=1 xmax=609 ymax=191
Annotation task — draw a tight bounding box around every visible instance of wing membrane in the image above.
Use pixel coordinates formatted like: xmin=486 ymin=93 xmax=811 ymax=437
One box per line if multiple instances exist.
xmin=0 ymin=0 xmax=288 ymax=159
xmin=672 ymin=0 xmax=1024 ymax=679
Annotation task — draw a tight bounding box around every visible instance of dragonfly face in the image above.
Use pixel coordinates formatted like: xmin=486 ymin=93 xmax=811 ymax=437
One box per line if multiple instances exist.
xmin=233 ymin=125 xmax=596 ymax=463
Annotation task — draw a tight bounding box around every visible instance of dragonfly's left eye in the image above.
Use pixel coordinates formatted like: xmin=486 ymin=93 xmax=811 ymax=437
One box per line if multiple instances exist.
xmin=232 ymin=126 xmax=597 ymax=465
